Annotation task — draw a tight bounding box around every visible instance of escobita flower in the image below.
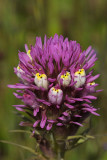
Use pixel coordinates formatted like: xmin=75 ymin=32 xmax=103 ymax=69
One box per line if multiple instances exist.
xmin=8 ymin=34 xmax=101 ymax=132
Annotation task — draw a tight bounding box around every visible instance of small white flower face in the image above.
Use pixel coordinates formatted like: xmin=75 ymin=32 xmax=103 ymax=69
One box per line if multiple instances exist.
xmin=27 ymin=50 xmax=32 ymax=61
xmin=74 ymin=69 xmax=86 ymax=88
xmin=87 ymin=82 xmax=95 ymax=92
xmin=16 ymin=65 xmax=24 ymax=79
xmin=34 ymin=73 xmax=48 ymax=90
xmin=48 ymin=87 xmax=63 ymax=105
xmin=58 ymin=71 xmax=71 ymax=87
xmin=87 ymin=82 xmax=95 ymax=87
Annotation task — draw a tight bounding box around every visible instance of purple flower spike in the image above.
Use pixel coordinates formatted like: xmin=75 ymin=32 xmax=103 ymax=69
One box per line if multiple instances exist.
xmin=8 ymin=34 xmax=101 ymax=131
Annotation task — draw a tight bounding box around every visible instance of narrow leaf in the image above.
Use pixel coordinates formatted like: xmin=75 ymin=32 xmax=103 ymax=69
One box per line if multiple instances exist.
xmin=0 ymin=140 xmax=37 ymax=155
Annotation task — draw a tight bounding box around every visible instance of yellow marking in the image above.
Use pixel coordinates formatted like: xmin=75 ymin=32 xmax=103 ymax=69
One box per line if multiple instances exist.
xmin=52 ymin=88 xmax=55 ymax=91
xmin=35 ymin=73 xmax=47 ymax=80
xmin=61 ymin=75 xmax=64 ymax=79
xmin=17 ymin=65 xmax=20 ymax=70
xmin=75 ymin=69 xmax=85 ymax=76
xmin=27 ymin=50 xmax=31 ymax=55
xmin=27 ymin=50 xmax=32 ymax=60
xmin=66 ymin=72 xmax=70 ymax=76
xmin=89 ymin=82 xmax=95 ymax=85
xmin=52 ymin=87 xmax=60 ymax=92
xmin=61 ymin=71 xmax=70 ymax=80
xmin=42 ymin=74 xmax=46 ymax=78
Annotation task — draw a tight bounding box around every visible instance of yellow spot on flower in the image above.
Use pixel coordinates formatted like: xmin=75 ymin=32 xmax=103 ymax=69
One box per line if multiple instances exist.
xmin=35 ymin=73 xmax=47 ymax=80
xmin=17 ymin=65 xmax=20 ymax=70
xmin=74 ymin=69 xmax=85 ymax=76
xmin=61 ymin=72 xmax=70 ymax=80
xmin=90 ymin=82 xmax=95 ymax=85
xmin=88 ymin=82 xmax=95 ymax=86
xmin=48 ymin=87 xmax=63 ymax=105
xmin=74 ymin=69 xmax=86 ymax=88
xmin=27 ymin=50 xmax=31 ymax=55
xmin=34 ymin=73 xmax=48 ymax=89
xmin=59 ymin=71 xmax=71 ymax=86
xmin=16 ymin=65 xmax=24 ymax=79
xmin=52 ymin=87 xmax=60 ymax=93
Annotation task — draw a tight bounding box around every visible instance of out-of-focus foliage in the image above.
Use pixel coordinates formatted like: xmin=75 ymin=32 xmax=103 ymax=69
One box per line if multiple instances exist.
xmin=0 ymin=0 xmax=107 ymax=160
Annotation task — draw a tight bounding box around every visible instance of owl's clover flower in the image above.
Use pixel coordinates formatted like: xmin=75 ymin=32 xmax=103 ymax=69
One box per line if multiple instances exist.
xmin=8 ymin=34 xmax=101 ymax=132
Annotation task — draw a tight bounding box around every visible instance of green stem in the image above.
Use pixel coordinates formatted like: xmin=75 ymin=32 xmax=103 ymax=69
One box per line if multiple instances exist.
xmin=57 ymin=148 xmax=65 ymax=160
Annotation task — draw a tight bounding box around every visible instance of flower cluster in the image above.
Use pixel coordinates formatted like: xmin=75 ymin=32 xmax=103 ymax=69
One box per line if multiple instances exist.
xmin=8 ymin=34 xmax=101 ymax=131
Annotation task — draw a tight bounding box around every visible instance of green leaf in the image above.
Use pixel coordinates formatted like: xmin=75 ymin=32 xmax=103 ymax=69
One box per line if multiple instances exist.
xmin=77 ymin=138 xmax=86 ymax=144
xmin=67 ymin=134 xmax=94 ymax=141
xmin=67 ymin=135 xmax=84 ymax=140
xmin=85 ymin=135 xmax=95 ymax=139
xmin=0 ymin=140 xmax=37 ymax=155
xmin=77 ymin=135 xmax=94 ymax=144
xmin=0 ymin=140 xmax=47 ymax=160
xmin=9 ymin=129 xmax=31 ymax=134
xmin=9 ymin=129 xmax=39 ymax=135
xmin=65 ymin=134 xmax=95 ymax=150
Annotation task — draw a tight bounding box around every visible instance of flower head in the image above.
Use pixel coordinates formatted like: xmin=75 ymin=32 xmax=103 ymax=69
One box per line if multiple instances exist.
xmin=8 ymin=34 xmax=101 ymax=132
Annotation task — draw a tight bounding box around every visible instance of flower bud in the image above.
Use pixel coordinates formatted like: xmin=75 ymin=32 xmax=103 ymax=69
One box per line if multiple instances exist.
xmin=58 ymin=71 xmax=71 ymax=87
xmin=87 ymin=82 xmax=95 ymax=92
xmin=74 ymin=69 xmax=86 ymax=88
xmin=48 ymin=87 xmax=63 ymax=105
xmin=16 ymin=65 xmax=24 ymax=79
xmin=34 ymin=73 xmax=48 ymax=90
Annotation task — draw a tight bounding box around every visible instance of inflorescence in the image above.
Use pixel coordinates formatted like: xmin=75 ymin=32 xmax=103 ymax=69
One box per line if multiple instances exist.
xmin=8 ymin=34 xmax=101 ymax=131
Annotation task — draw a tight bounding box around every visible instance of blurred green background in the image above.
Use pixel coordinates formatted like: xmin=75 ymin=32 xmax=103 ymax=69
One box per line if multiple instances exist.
xmin=0 ymin=0 xmax=107 ymax=160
